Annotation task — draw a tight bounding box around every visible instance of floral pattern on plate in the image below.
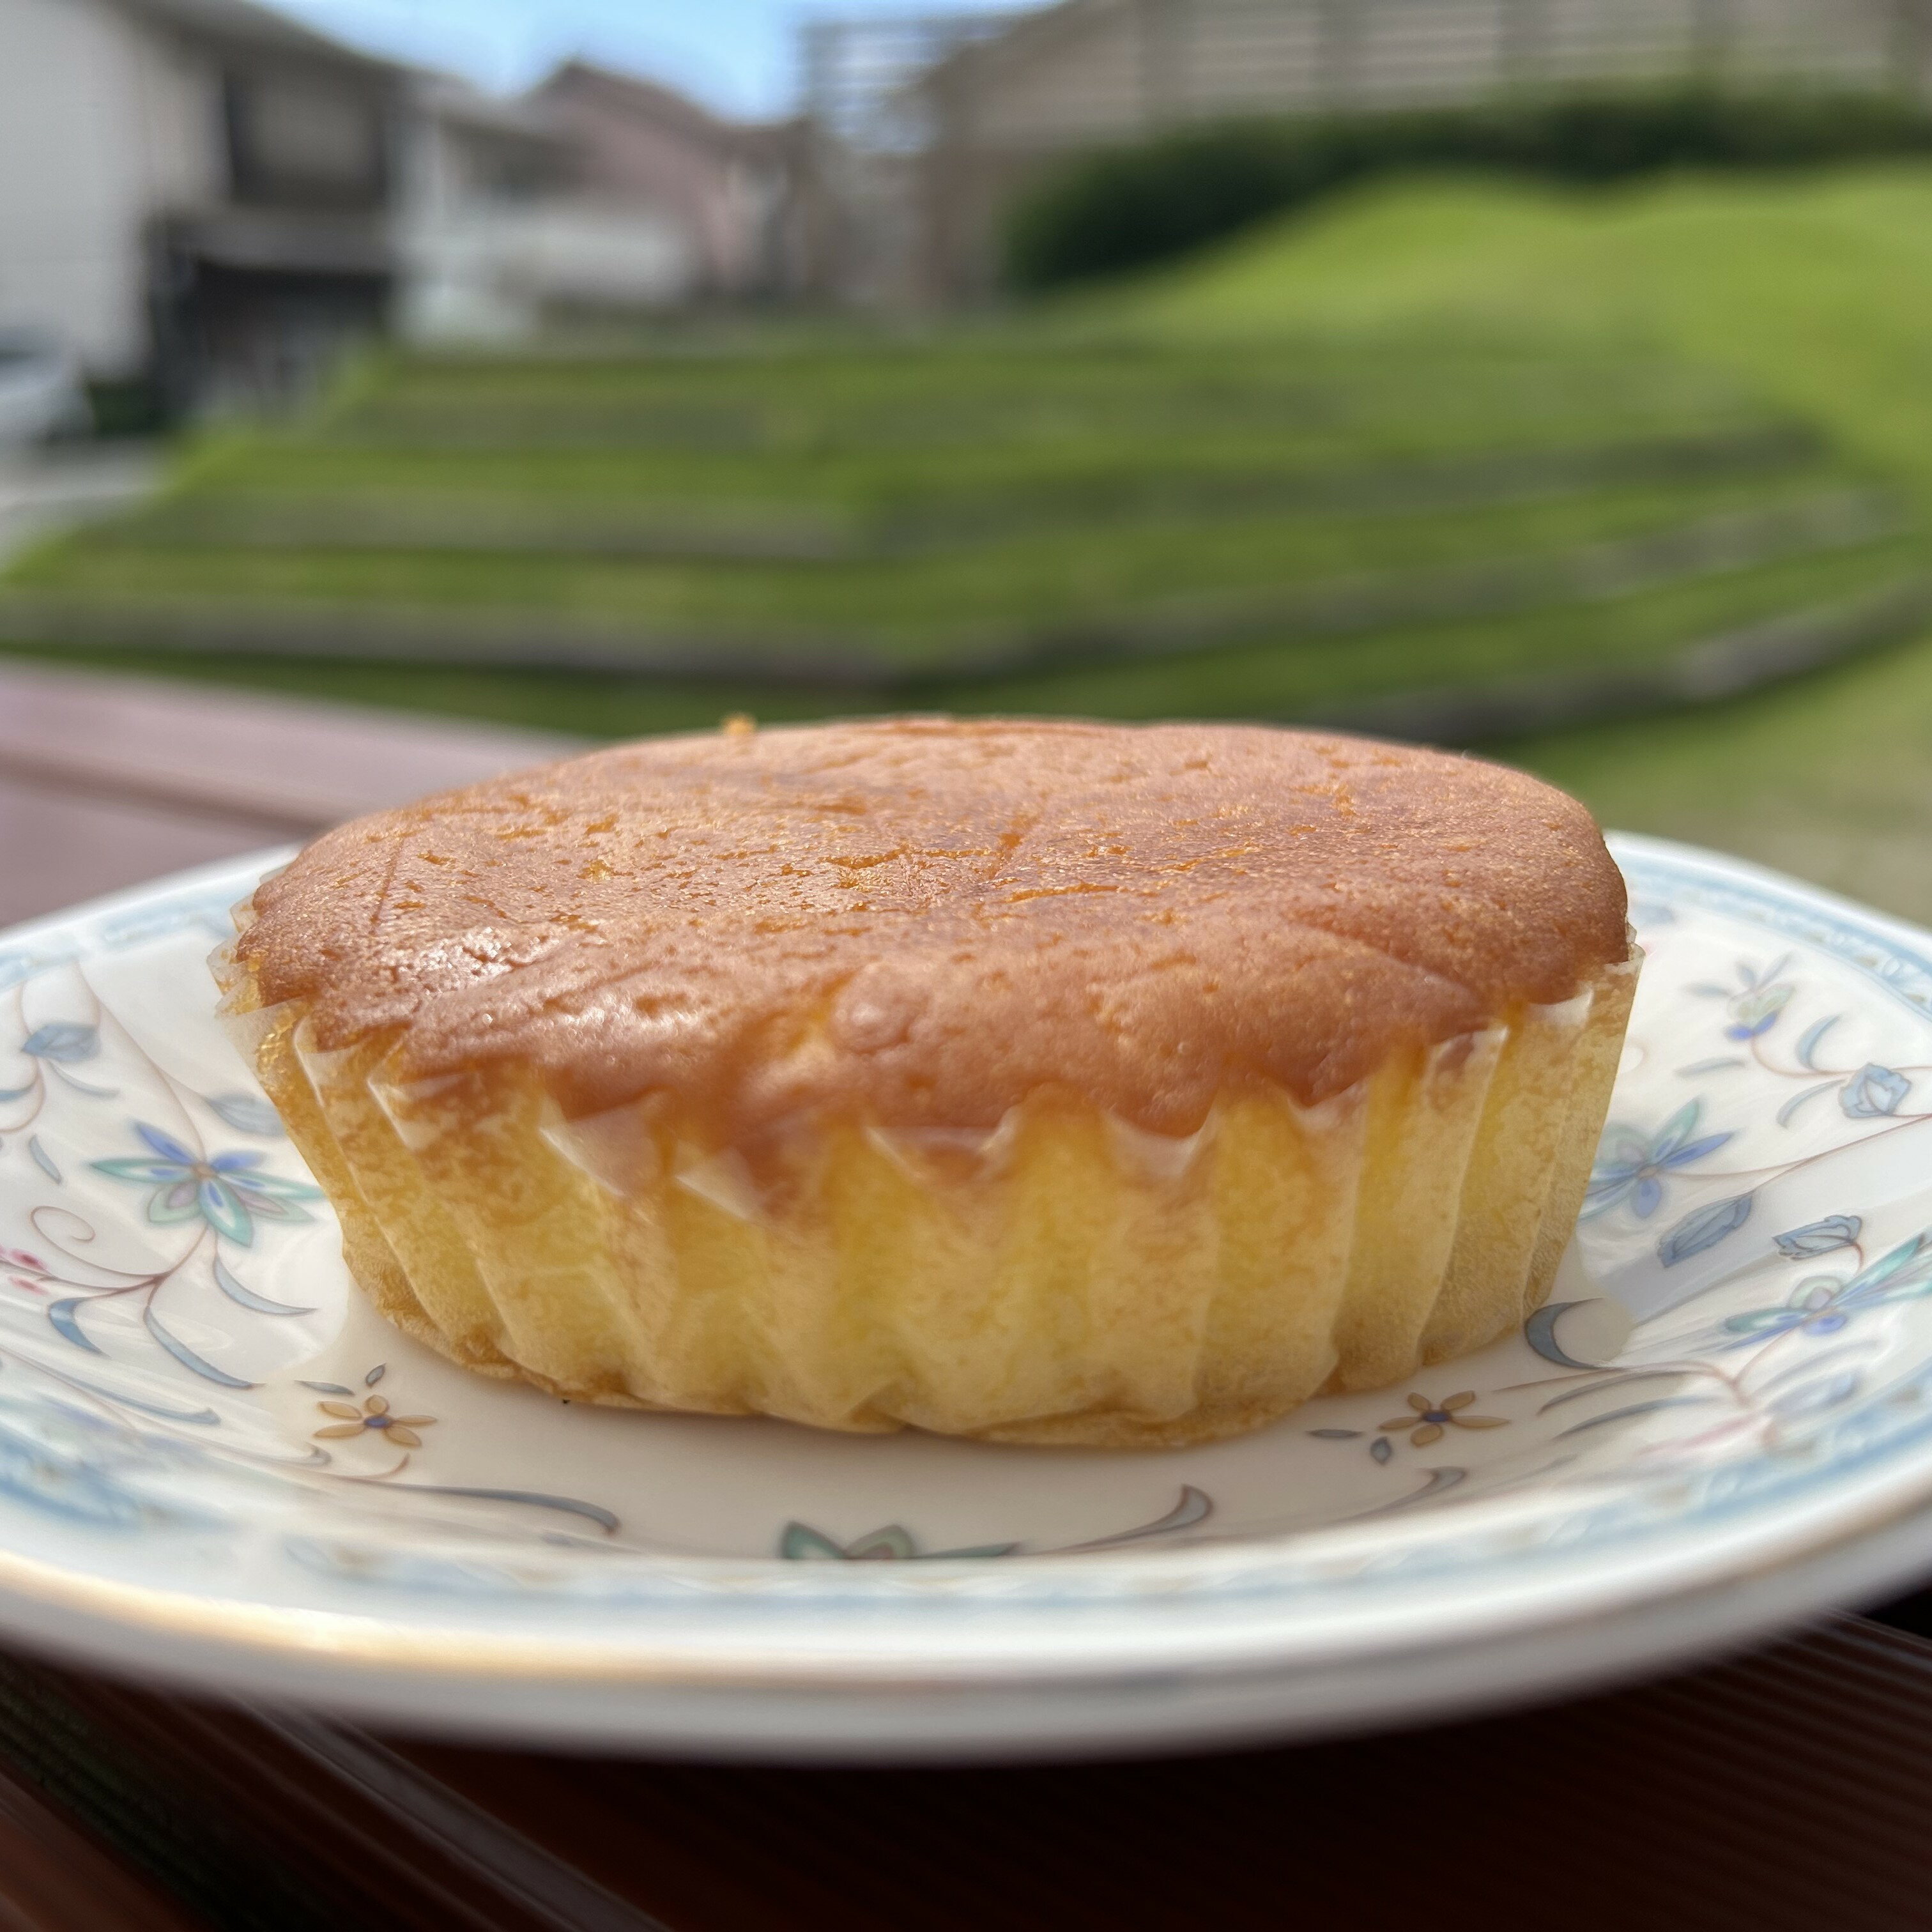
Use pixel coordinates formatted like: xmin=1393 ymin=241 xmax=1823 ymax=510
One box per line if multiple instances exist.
xmin=9 ymin=837 xmax=1932 ymax=1620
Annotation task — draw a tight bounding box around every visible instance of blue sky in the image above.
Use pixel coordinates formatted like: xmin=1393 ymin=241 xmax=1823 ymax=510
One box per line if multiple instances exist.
xmin=272 ymin=0 xmax=1018 ymax=118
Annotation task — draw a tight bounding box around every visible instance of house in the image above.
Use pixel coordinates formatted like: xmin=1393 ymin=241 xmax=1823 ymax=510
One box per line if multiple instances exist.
xmin=529 ymin=63 xmax=813 ymax=302
xmin=827 ymin=0 xmax=1929 ymax=302
xmin=0 ymin=3 xmax=826 ymax=417
xmin=396 ymin=76 xmax=699 ymax=344
xmin=0 ymin=0 xmax=409 ymax=413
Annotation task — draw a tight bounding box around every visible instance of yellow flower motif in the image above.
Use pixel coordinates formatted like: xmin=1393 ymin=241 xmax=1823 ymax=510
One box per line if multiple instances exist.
xmin=1379 ymin=1390 xmax=1506 ymax=1448
xmin=312 ymin=1393 xmax=436 ymax=1451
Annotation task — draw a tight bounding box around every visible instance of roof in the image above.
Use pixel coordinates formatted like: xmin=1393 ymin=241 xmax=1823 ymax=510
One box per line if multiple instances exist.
xmin=112 ymin=0 xmax=406 ymax=73
xmin=533 ymin=61 xmax=793 ymax=162
xmin=417 ymin=74 xmax=570 ymax=146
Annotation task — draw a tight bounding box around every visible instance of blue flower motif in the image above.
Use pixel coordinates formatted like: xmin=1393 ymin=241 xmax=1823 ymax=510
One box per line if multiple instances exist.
xmin=1841 ymin=1064 xmax=1912 ymax=1120
xmin=20 ymin=1022 xmax=98 ymax=1064
xmin=1585 ymin=1101 xmax=1733 ymax=1221
xmin=1724 ymin=985 xmax=1792 ymax=1041
xmin=1659 ymin=1192 xmax=1754 ymax=1266
xmin=1687 ymin=957 xmax=1795 ymax=1041
xmin=204 ymin=1092 xmax=284 ymax=1138
xmin=1727 ymin=1277 xmax=1854 ymax=1342
xmin=1774 ymin=1216 xmax=1863 ymax=1261
xmin=90 ymin=1123 xmax=321 ymax=1246
xmin=1723 ymin=1230 xmax=1932 ymax=1346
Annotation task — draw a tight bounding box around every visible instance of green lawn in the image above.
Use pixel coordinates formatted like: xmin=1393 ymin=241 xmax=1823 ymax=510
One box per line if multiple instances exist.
xmin=14 ymin=164 xmax=1932 ymax=917
xmin=22 ymin=471 xmax=1880 ymax=664
xmin=8 ymin=272 xmax=1904 ymax=691
xmin=1119 ymin=164 xmax=1932 ymax=915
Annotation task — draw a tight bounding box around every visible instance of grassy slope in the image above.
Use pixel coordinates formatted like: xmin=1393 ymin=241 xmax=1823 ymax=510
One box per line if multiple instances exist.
xmin=26 ymin=471 xmax=1857 ymax=632
xmin=15 ymin=166 xmax=1932 ymax=917
xmin=1128 ymin=165 xmax=1932 ymax=916
xmin=12 ymin=294 xmax=1890 ymax=690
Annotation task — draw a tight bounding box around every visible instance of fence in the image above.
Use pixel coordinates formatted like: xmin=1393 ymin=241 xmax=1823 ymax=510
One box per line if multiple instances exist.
xmin=804 ymin=0 xmax=1932 ymax=298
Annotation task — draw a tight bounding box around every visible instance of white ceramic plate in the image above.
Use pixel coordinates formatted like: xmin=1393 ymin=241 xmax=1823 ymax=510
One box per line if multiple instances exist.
xmin=4 ymin=835 xmax=1932 ymax=1761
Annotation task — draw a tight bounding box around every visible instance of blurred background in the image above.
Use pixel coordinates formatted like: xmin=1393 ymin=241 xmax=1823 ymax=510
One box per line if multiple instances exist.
xmin=5 ymin=0 xmax=1932 ymax=923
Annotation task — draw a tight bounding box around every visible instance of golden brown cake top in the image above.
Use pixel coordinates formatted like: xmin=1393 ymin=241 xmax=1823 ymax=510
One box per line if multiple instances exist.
xmin=234 ymin=718 xmax=1627 ymax=1137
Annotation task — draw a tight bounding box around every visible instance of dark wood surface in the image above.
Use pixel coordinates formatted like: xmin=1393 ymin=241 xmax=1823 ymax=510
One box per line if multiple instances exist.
xmin=0 ymin=1751 xmax=203 ymax=1932
xmin=6 ymin=1615 xmax=1932 ymax=1932
xmin=5 ymin=659 xmax=1932 ymax=1932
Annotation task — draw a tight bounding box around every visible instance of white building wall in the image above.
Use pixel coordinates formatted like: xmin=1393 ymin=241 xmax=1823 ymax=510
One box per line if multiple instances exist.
xmin=398 ymin=197 xmax=697 ymax=343
xmin=0 ymin=0 xmax=158 ymax=371
xmin=128 ymin=19 xmax=225 ymax=211
xmin=396 ymin=105 xmax=698 ymax=342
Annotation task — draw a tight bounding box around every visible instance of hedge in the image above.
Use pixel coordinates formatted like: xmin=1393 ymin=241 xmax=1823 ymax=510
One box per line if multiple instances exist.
xmin=1003 ymin=89 xmax=1932 ymax=291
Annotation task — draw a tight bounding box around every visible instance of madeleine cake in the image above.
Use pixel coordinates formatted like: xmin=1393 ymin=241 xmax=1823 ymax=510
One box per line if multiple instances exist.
xmin=213 ymin=718 xmax=1636 ymax=1447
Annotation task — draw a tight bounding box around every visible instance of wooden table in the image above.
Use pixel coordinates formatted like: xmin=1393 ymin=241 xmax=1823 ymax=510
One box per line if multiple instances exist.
xmin=0 ymin=659 xmax=583 ymax=928
xmin=5 ymin=660 xmax=1932 ymax=1932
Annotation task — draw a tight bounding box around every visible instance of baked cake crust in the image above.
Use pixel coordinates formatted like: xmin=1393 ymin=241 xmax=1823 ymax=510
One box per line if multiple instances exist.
xmin=233 ymin=719 xmax=1629 ymax=1139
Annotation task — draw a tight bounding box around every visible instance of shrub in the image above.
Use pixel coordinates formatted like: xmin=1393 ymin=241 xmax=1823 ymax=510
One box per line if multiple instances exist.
xmin=1002 ymin=88 xmax=1932 ymax=291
